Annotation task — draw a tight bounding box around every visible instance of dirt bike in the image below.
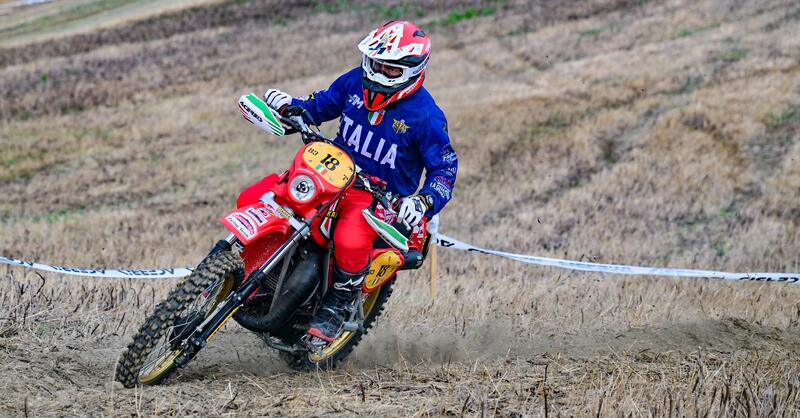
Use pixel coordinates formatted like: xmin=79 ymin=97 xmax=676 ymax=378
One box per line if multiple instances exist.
xmin=114 ymin=94 xmax=433 ymax=388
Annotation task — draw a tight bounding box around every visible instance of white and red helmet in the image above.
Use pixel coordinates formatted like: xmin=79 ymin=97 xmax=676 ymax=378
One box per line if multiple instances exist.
xmin=357 ymin=21 xmax=431 ymax=111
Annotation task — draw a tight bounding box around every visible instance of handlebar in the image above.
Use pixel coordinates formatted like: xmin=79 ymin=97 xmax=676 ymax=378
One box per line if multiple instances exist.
xmin=277 ymin=105 xmax=327 ymax=145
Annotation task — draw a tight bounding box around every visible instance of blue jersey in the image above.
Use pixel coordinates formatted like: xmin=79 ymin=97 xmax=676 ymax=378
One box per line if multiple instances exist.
xmin=290 ymin=67 xmax=457 ymax=216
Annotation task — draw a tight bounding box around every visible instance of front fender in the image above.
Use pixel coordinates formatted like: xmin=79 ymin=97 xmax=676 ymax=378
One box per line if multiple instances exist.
xmin=220 ymin=203 xmax=292 ymax=246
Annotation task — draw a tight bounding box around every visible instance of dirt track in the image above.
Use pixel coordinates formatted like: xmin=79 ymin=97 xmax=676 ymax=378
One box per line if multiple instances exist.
xmin=1 ymin=0 xmax=800 ymax=415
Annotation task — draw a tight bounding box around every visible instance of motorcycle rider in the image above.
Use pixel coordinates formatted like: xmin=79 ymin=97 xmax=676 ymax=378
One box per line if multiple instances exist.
xmin=255 ymin=21 xmax=457 ymax=342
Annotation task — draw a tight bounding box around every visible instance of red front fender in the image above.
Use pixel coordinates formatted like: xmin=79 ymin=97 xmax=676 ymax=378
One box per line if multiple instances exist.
xmin=220 ymin=203 xmax=292 ymax=245
xmin=221 ymin=202 xmax=293 ymax=280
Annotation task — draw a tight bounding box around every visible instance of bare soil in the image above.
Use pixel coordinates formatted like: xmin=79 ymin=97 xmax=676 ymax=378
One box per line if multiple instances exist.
xmin=1 ymin=0 xmax=800 ymax=415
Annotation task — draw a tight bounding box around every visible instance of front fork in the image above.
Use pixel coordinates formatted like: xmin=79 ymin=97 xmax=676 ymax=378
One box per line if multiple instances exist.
xmin=207 ymin=233 xmax=239 ymax=256
xmin=176 ymin=228 xmax=309 ymax=367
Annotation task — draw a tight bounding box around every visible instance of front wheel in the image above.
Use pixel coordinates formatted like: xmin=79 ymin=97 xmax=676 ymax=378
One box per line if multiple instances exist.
xmin=114 ymin=251 xmax=243 ymax=388
xmin=283 ymin=278 xmax=395 ymax=371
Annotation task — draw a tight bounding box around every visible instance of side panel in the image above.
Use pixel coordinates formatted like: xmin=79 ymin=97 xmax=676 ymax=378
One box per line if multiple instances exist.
xmin=309 ymin=198 xmax=340 ymax=247
xmin=367 ymin=203 xmax=429 ymax=252
xmin=407 ymin=218 xmax=429 ymax=251
xmin=362 ymin=249 xmax=404 ymax=293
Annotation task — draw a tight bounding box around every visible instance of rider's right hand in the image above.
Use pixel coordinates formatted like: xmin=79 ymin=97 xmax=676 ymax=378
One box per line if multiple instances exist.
xmin=264 ymin=89 xmax=292 ymax=114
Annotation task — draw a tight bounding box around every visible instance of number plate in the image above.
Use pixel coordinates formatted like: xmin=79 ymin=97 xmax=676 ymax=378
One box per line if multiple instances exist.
xmin=364 ymin=251 xmax=402 ymax=290
xmin=303 ymin=142 xmax=355 ymax=188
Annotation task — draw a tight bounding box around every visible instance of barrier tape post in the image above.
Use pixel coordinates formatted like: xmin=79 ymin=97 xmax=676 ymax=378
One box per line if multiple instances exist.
xmin=429 ymin=244 xmax=437 ymax=299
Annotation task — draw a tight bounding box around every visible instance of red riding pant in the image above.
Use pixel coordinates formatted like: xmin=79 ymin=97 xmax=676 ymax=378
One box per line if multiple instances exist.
xmin=330 ymin=189 xmax=377 ymax=273
xmin=237 ymin=176 xmax=376 ymax=274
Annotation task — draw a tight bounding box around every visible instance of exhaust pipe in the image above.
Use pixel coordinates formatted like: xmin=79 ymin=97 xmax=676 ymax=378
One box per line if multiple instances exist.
xmin=233 ymin=247 xmax=321 ymax=333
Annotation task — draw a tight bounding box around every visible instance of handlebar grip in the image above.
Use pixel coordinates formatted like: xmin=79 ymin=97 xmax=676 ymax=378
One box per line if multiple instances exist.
xmin=282 ymin=105 xmax=305 ymax=118
xmin=276 ymin=111 xmax=300 ymax=136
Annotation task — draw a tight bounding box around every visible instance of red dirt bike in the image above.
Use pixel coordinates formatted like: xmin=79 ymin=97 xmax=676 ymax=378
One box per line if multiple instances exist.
xmin=114 ymin=94 xmax=432 ymax=388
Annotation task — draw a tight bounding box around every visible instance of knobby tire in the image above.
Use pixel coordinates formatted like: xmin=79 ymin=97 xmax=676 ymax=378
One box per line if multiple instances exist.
xmin=282 ymin=278 xmax=395 ymax=371
xmin=114 ymin=251 xmax=242 ymax=388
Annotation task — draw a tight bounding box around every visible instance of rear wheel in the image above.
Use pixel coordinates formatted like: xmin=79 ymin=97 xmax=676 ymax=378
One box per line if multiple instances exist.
xmin=283 ymin=278 xmax=395 ymax=371
xmin=114 ymin=251 xmax=243 ymax=388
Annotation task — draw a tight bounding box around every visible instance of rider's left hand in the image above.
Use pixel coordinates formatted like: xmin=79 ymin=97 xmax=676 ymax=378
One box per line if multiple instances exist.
xmin=397 ymin=195 xmax=428 ymax=227
xmin=264 ymin=88 xmax=292 ymax=113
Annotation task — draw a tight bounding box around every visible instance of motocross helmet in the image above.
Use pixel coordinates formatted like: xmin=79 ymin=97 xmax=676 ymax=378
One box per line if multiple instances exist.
xmin=357 ymin=20 xmax=431 ymax=111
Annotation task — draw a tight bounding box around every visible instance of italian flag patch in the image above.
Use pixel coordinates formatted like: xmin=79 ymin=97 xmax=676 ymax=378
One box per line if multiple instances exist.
xmin=367 ymin=110 xmax=385 ymax=125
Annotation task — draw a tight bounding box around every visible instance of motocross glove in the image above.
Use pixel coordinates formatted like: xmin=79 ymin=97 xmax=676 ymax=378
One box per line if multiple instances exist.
xmin=264 ymin=89 xmax=292 ymax=113
xmin=397 ymin=195 xmax=429 ymax=227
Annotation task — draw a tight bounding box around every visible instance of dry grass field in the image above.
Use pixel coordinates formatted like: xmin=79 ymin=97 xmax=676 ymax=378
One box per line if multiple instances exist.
xmin=1 ymin=0 xmax=800 ymax=415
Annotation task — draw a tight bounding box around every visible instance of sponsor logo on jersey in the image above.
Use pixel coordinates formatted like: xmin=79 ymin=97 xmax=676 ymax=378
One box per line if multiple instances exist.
xmin=441 ymin=146 xmax=457 ymax=163
xmin=348 ymin=94 xmax=364 ymax=109
xmin=392 ymin=118 xmax=410 ymax=134
xmin=430 ymin=178 xmax=453 ymax=200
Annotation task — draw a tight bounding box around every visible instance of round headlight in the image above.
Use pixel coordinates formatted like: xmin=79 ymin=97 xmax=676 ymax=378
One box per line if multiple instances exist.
xmin=289 ymin=174 xmax=317 ymax=203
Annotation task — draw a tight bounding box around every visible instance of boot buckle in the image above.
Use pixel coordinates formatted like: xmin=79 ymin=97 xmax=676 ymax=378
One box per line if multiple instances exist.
xmin=343 ymin=293 xmax=365 ymax=332
xmin=342 ymin=321 xmax=361 ymax=332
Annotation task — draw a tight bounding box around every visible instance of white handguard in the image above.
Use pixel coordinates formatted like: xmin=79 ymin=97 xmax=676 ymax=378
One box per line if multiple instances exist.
xmin=238 ymin=93 xmax=286 ymax=136
xmin=264 ymin=89 xmax=292 ymax=112
xmin=397 ymin=195 xmax=427 ymax=227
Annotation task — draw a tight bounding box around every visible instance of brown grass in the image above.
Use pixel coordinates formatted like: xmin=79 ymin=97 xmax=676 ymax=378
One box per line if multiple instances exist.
xmin=1 ymin=0 xmax=800 ymax=415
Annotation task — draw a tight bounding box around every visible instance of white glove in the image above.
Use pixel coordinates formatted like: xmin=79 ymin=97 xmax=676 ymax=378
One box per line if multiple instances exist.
xmin=397 ymin=195 xmax=428 ymax=227
xmin=264 ymin=88 xmax=291 ymax=112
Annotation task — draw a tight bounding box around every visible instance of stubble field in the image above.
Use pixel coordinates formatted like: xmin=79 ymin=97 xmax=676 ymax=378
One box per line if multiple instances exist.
xmin=1 ymin=0 xmax=800 ymax=415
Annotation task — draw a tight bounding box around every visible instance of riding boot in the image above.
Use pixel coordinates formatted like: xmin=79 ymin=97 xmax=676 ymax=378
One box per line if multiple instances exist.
xmin=307 ymin=263 xmax=368 ymax=342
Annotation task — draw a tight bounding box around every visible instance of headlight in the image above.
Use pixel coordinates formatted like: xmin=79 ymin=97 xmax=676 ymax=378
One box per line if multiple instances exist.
xmin=289 ymin=174 xmax=317 ymax=203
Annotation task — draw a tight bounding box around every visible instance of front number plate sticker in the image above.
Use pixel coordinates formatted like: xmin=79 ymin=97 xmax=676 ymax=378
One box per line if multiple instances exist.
xmin=303 ymin=142 xmax=355 ymax=188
